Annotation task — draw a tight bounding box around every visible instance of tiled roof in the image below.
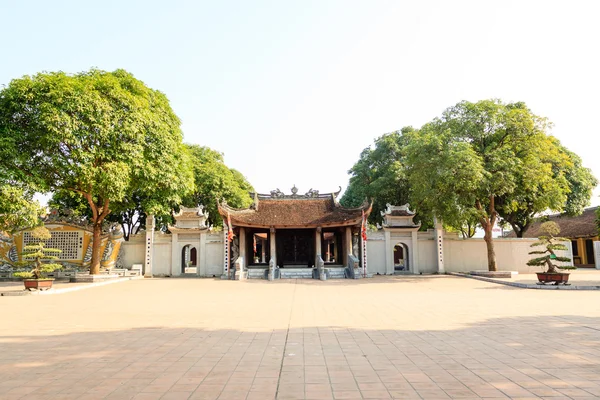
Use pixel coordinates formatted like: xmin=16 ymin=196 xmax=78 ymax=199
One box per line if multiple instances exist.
xmin=509 ymin=206 xmax=598 ymax=238
xmin=179 ymin=211 xmax=200 ymax=218
xmin=218 ymin=198 xmax=370 ymax=228
xmin=390 ymin=210 xmax=413 ymax=217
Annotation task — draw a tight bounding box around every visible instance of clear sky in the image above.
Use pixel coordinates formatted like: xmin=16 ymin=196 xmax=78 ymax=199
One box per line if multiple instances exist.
xmin=2 ymin=0 xmax=599 ymax=204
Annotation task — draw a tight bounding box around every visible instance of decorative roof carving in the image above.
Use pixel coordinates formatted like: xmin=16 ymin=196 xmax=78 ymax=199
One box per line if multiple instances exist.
xmin=305 ymin=188 xmax=319 ymax=198
xmin=252 ymin=186 xmax=342 ymax=200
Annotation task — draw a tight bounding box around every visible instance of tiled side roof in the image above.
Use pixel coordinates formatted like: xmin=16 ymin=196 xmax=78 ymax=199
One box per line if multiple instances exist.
xmin=218 ymin=198 xmax=369 ymax=228
xmin=510 ymin=206 xmax=599 ymax=238
xmin=179 ymin=211 xmax=199 ymax=218
xmin=390 ymin=210 xmax=413 ymax=217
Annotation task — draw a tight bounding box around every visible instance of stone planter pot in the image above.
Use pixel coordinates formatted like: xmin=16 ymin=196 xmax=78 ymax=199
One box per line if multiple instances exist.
xmin=536 ymin=272 xmax=570 ymax=285
xmin=23 ymin=278 xmax=55 ymax=291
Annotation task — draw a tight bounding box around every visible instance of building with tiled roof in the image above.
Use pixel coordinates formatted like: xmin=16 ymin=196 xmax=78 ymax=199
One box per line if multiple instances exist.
xmin=217 ymin=186 xmax=371 ymax=275
xmin=506 ymin=206 xmax=599 ymax=266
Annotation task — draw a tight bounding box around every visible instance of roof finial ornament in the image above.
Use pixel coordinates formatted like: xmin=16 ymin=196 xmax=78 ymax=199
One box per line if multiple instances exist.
xmin=270 ymin=188 xmax=284 ymax=198
xmin=305 ymin=188 xmax=319 ymax=198
xmin=291 ymin=184 xmax=298 ymax=197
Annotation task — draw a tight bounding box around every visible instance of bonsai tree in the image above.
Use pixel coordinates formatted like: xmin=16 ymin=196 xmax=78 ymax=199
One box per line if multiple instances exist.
xmin=526 ymin=221 xmax=575 ymax=273
xmin=13 ymin=227 xmax=62 ymax=280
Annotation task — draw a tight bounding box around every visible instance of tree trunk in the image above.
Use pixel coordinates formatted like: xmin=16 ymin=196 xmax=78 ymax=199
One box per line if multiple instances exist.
xmin=477 ymin=196 xmax=498 ymax=272
xmin=483 ymin=224 xmax=497 ymax=271
xmin=509 ymin=222 xmax=523 ymax=238
xmin=89 ymin=222 xmax=103 ymax=275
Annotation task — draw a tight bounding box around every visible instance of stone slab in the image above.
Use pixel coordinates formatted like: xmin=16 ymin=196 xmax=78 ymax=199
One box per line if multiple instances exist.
xmin=468 ymin=270 xmax=518 ymax=278
xmin=450 ymin=271 xmax=600 ymax=290
xmin=70 ymin=273 xmax=121 ymax=283
xmin=0 ymin=275 xmax=143 ymax=296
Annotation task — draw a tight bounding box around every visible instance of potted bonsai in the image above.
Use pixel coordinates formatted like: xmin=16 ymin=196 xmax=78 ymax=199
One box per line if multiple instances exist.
xmin=13 ymin=226 xmax=62 ymax=290
xmin=527 ymin=221 xmax=575 ymax=285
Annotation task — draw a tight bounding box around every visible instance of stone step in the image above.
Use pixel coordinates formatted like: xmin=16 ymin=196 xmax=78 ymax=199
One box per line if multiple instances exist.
xmin=326 ymin=267 xmax=346 ymax=279
xmin=280 ymin=268 xmax=314 ymax=279
xmin=247 ymin=268 xmax=267 ymax=279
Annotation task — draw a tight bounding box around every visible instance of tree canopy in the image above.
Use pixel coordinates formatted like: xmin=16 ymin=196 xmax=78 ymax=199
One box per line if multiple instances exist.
xmin=403 ymin=99 xmax=595 ymax=271
xmin=495 ymin=137 xmax=597 ymax=237
xmin=183 ymin=144 xmax=254 ymax=227
xmin=0 ymin=69 xmax=192 ymax=274
xmin=0 ymin=185 xmax=45 ymax=233
xmin=340 ymin=127 xmax=418 ymax=225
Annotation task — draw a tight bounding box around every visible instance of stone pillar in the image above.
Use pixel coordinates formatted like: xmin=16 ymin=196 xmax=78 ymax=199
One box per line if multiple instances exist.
xmin=384 ymin=230 xmax=393 ymax=275
xmin=270 ymin=228 xmax=277 ymax=267
xmin=222 ymin=220 xmax=230 ymax=279
xmin=235 ymin=227 xmax=246 ymax=280
xmin=261 ymin=238 xmax=266 ymax=263
xmin=344 ymin=227 xmax=352 ymax=267
xmin=434 ymin=218 xmax=445 ymax=274
xmin=325 ymin=240 xmax=330 ymax=262
xmin=411 ymin=230 xmax=420 ymax=274
xmin=170 ymin=232 xmax=179 ymax=276
xmin=315 ymin=227 xmax=322 ymax=267
xmin=144 ymin=215 xmax=155 ymax=278
xmin=198 ymin=231 xmax=207 ymax=276
xmin=361 ymin=233 xmax=368 ymax=278
xmin=593 ymin=242 xmax=600 ymax=270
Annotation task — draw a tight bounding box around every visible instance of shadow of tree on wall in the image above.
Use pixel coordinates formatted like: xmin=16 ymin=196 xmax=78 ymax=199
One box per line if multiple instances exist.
xmin=1 ymin=316 xmax=600 ymax=399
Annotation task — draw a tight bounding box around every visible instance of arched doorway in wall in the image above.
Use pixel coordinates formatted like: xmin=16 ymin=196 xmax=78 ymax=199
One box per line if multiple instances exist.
xmin=393 ymin=243 xmax=410 ymax=272
xmin=190 ymin=247 xmax=197 ymax=267
xmin=181 ymin=244 xmax=198 ymax=274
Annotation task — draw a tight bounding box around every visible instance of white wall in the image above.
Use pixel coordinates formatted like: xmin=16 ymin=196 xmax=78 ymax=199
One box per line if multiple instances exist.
xmin=444 ymin=238 xmax=573 ymax=273
xmin=152 ymin=235 xmax=172 ymax=276
xmin=417 ymin=237 xmax=436 ymax=274
xmin=120 ymin=229 xmax=571 ymax=277
xmin=120 ymin=236 xmax=145 ymax=268
xmin=205 ymin=234 xmax=224 ymax=277
xmin=120 ymin=231 xmax=225 ymax=277
xmin=366 ymin=233 xmax=386 ymax=275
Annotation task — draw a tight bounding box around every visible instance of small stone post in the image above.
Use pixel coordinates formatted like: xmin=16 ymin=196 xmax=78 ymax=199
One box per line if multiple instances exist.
xmin=268 ymin=257 xmax=277 ymax=281
xmin=144 ymin=215 xmax=155 ymax=278
xmin=434 ymin=217 xmax=445 ymax=274
xmin=221 ymin=219 xmax=230 ymax=279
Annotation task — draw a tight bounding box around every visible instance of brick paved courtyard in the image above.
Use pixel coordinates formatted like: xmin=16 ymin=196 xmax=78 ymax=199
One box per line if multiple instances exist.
xmin=1 ymin=275 xmax=599 ymax=399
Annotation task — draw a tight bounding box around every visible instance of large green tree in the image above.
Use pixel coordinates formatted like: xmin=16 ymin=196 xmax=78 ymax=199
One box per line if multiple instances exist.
xmin=183 ymin=144 xmax=254 ymax=227
xmin=495 ymin=137 xmax=597 ymax=237
xmin=0 ymin=184 xmax=45 ymax=233
xmin=405 ymin=99 xmax=580 ymax=271
xmin=341 ymin=128 xmax=414 ymax=225
xmin=0 ymin=69 xmax=192 ymax=274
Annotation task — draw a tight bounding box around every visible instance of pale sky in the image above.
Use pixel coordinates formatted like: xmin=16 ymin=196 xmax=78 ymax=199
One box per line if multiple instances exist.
xmin=2 ymin=0 xmax=599 ymax=205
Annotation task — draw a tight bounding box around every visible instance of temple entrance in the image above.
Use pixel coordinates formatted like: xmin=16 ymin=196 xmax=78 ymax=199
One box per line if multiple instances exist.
xmin=277 ymin=229 xmax=313 ymax=267
xmin=245 ymin=229 xmax=270 ymax=265
xmin=181 ymin=244 xmax=197 ymax=274
xmin=322 ymin=229 xmax=343 ymax=265
xmin=394 ymin=243 xmax=409 ymax=272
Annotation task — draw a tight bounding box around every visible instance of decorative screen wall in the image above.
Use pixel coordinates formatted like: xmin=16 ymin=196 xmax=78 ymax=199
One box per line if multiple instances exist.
xmin=23 ymin=231 xmax=84 ymax=260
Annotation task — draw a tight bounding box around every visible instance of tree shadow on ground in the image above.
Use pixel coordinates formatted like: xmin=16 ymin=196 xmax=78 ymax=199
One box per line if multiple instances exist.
xmin=1 ymin=315 xmax=600 ymax=399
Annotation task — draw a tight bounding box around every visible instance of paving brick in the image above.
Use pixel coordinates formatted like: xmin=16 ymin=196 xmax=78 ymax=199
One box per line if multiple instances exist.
xmin=1 ymin=275 xmax=600 ymax=399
